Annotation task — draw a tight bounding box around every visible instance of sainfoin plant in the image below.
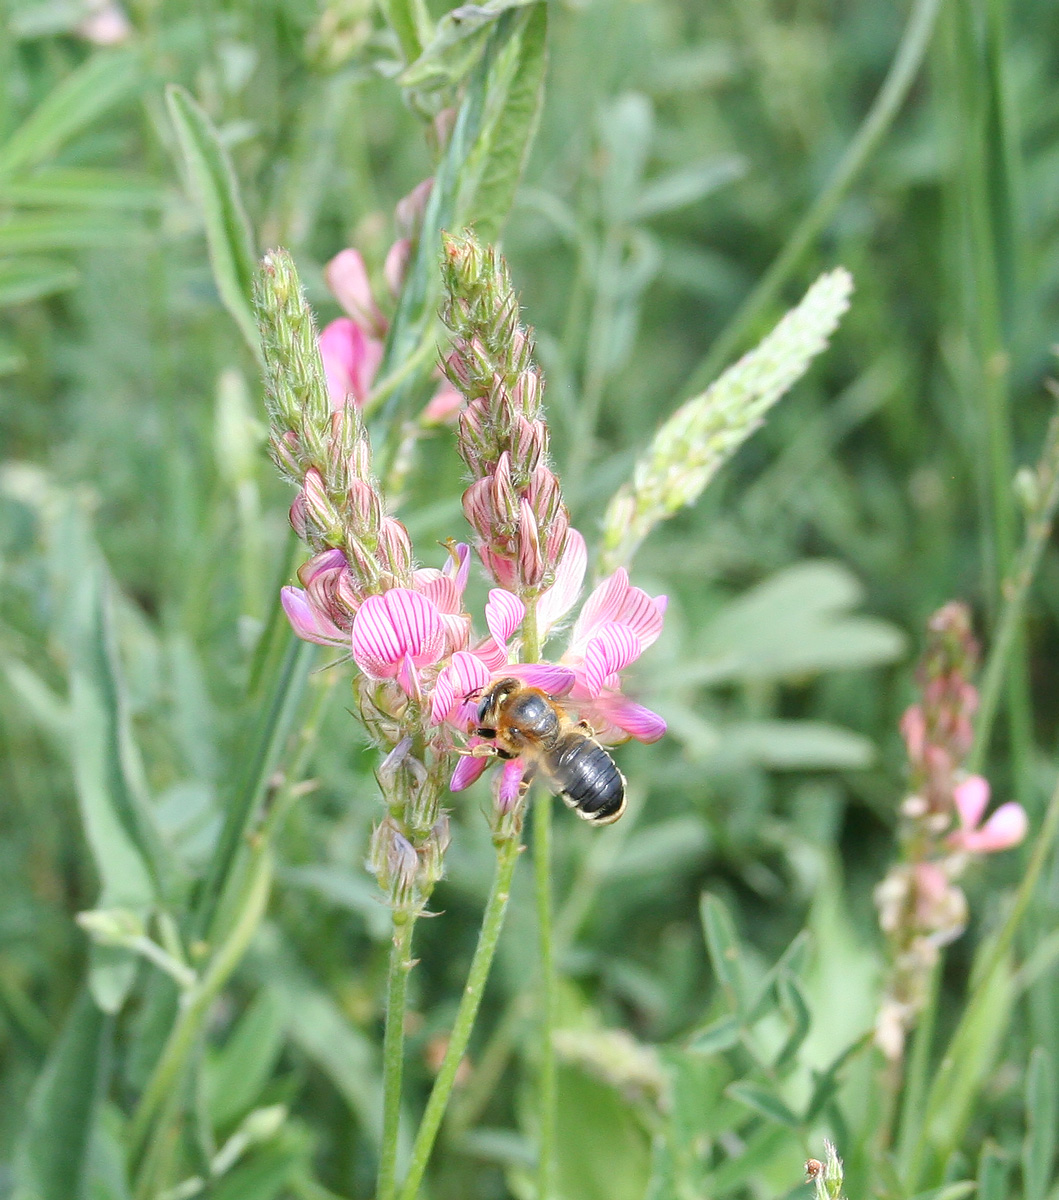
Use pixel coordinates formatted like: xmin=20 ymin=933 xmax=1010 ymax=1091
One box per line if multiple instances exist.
xmin=11 ymin=7 xmax=1059 ymax=1200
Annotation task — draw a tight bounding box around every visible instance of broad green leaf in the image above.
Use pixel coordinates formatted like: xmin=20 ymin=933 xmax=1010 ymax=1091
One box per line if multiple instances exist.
xmin=0 ymin=51 xmax=141 ymax=177
xmin=1023 ymin=1047 xmax=1056 ymax=1200
xmin=0 ymin=214 xmax=134 ymax=253
xmin=700 ymin=719 xmax=874 ymax=770
xmin=399 ymin=0 xmax=537 ymax=90
xmin=725 ymin=1080 xmax=801 ymax=1130
xmin=908 ymin=1184 xmax=977 ymax=1200
xmin=165 ymin=84 xmax=259 ymax=359
xmin=554 ymin=1065 xmax=651 ymax=1200
xmin=375 ymin=6 xmax=547 ymax=438
xmin=207 ymin=989 xmax=288 ymax=1128
xmin=461 ymin=1 xmax=547 ymax=242
xmin=0 ymin=169 xmax=163 ymax=209
xmin=11 ymin=989 xmax=111 ymax=1200
xmin=669 ymin=561 xmax=905 ymax=686
xmin=0 ymin=257 xmax=79 ymax=305
xmin=700 ymin=893 xmax=750 ymax=1015
xmin=686 ymin=1014 xmax=741 ymax=1055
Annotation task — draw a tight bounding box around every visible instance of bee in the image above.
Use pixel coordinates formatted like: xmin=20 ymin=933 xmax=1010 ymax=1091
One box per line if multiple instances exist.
xmin=474 ymin=676 xmax=627 ymax=824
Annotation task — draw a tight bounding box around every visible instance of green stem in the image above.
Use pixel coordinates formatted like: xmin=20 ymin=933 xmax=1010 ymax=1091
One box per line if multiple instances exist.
xmin=378 ymin=913 xmax=417 ymax=1200
xmin=130 ymin=845 xmax=273 ymax=1179
xmin=534 ymin=791 xmax=557 ymax=1200
xmin=685 ymin=0 xmax=946 ymax=395
xmin=905 ymin=774 xmax=1059 ymax=1187
xmin=396 ymin=835 xmax=522 ymax=1200
xmin=969 ymin=409 xmax=1059 ymax=775
xmin=520 ymin=595 xmax=557 ymax=1199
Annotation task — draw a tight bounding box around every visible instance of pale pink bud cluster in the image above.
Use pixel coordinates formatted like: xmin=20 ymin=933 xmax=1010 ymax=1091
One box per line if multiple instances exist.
xmin=874 ymin=601 xmax=1028 ymax=1060
xmin=440 ymin=231 xmax=570 ymax=595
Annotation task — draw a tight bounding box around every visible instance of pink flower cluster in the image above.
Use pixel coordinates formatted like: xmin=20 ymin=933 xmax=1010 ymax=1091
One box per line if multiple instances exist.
xmin=281 ymin=530 xmax=667 ymax=792
xmin=317 ymin=181 xmax=461 ymax=422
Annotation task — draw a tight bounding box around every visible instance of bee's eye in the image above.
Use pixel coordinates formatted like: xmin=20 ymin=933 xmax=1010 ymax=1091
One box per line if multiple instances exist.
xmin=476 ymin=727 xmax=496 ymax=739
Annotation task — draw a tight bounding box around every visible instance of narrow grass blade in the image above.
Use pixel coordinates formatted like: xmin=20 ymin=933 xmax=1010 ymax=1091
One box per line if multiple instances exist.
xmin=0 ymin=50 xmax=141 ymax=177
xmin=10 ymin=989 xmax=112 ymax=1200
xmin=165 ymin=84 xmax=260 ymax=361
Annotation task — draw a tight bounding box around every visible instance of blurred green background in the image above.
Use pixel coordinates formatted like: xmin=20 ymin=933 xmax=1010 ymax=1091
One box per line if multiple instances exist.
xmin=2 ymin=0 xmax=1059 ymax=1198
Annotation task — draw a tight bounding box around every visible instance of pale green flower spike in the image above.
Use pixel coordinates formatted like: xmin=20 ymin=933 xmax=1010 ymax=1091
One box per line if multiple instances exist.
xmin=600 ymin=268 xmax=854 ymax=573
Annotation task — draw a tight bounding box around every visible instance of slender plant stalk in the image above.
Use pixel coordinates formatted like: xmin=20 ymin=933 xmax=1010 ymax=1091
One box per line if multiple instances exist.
xmin=968 ymin=407 xmax=1059 ymax=775
xmin=533 ymin=790 xmax=557 ymax=1200
xmin=520 ymin=598 xmax=557 ymax=1199
xmin=396 ymin=834 xmax=523 ymax=1200
xmin=130 ymin=844 xmax=273 ymax=1180
xmin=378 ymin=913 xmax=417 ymax=1200
xmin=905 ymin=773 xmax=1059 ymax=1187
xmin=685 ymin=0 xmax=945 ymax=395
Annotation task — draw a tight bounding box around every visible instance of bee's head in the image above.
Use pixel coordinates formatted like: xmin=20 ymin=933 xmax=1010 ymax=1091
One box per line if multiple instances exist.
xmin=476 ymin=677 xmax=520 ymax=726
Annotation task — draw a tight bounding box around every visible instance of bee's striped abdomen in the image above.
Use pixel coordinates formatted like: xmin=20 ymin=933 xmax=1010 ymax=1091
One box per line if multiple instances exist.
xmin=552 ymin=732 xmax=626 ymax=824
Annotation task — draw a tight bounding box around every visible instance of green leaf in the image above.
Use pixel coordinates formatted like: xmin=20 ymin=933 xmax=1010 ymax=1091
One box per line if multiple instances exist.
xmin=805 ymin=1032 xmax=873 ymax=1122
xmin=554 ymin=1065 xmax=652 ymax=1200
xmin=11 ymin=989 xmax=112 ymax=1200
xmin=399 ymin=0 xmax=538 ymax=90
xmin=699 ymin=893 xmax=750 ymax=1015
xmin=461 ymin=1 xmax=547 ymax=242
xmin=976 ymin=1144 xmax=1008 ymax=1200
xmin=1023 ymin=1047 xmax=1056 ymax=1200
xmin=700 ymin=1125 xmax=792 ymax=1194
xmin=375 ymin=6 xmax=547 ymax=437
xmin=0 ymin=258 xmax=79 ymax=306
xmin=773 ymin=972 xmax=812 ymax=1071
xmin=208 ymin=1131 xmax=308 ymax=1200
xmin=701 ymin=719 xmax=874 ymax=771
xmin=164 ymin=84 xmax=259 ymax=359
xmin=724 ymin=1080 xmax=801 ymax=1130
xmin=207 ymin=990 xmax=288 ymax=1128
xmin=0 ymin=169 xmax=163 ymax=209
xmin=0 ymin=214 xmax=135 ymax=253
xmin=686 ymin=1015 xmax=741 ymax=1055
xmin=672 ymin=560 xmax=906 ymax=686
xmin=61 ymin=506 xmax=164 ymax=1011
xmin=0 ymin=50 xmax=141 ymax=178
xmin=630 ymin=156 xmax=746 ymax=221
xmin=747 ymin=929 xmax=813 ymax=1022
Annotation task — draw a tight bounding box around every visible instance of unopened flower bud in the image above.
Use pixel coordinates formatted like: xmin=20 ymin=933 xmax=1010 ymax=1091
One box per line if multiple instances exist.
xmin=418 ymin=814 xmax=451 ymax=886
xmin=368 ymin=816 xmax=419 ymax=909
xmin=301 ymin=467 xmax=340 ymax=539
xmin=517 ymin=500 xmax=545 ymax=588
xmin=271 ymin=430 xmax=302 ymax=478
xmin=347 ymin=479 xmax=382 ymax=532
xmin=378 ymin=517 xmax=413 ymax=579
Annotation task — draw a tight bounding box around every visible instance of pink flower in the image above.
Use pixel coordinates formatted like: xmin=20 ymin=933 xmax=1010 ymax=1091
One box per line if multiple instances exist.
xmin=325 ymin=249 xmax=387 ymax=338
xmin=540 ymin=531 xmax=668 ymax=744
xmin=280 ymin=548 xmax=359 ymax=646
xmin=351 ymin=588 xmax=448 ymax=696
xmin=318 ymin=317 xmax=384 ymax=409
xmin=948 ymin=775 xmax=1028 ymax=854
